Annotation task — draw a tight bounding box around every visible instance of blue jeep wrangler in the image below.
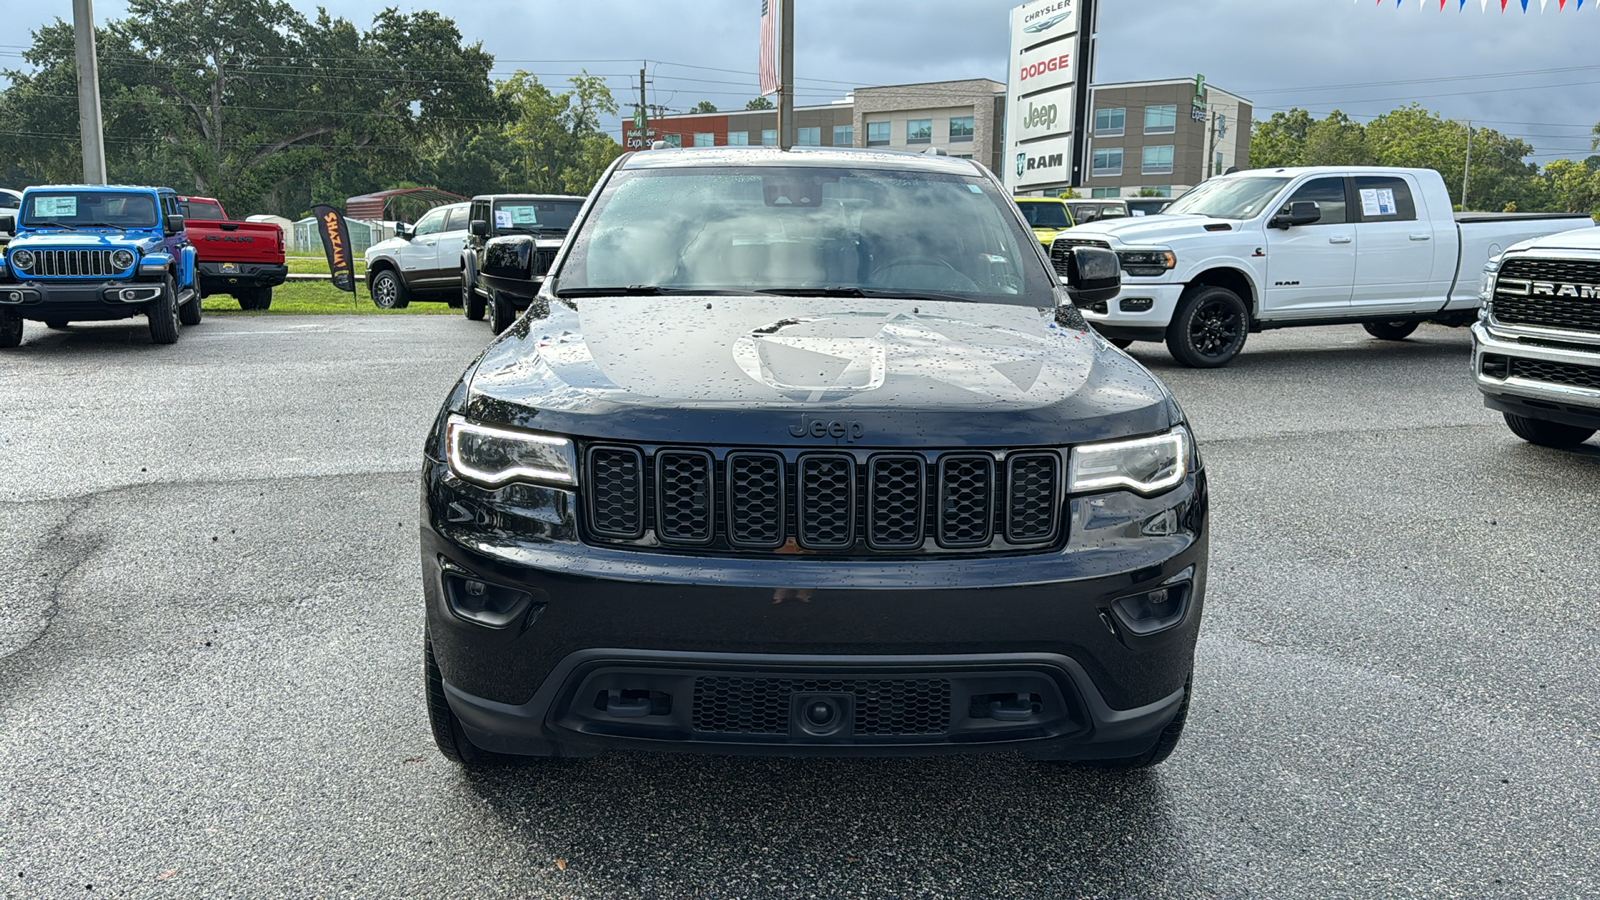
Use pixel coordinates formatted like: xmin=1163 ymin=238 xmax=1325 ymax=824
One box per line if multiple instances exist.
xmin=0 ymin=184 xmax=201 ymax=347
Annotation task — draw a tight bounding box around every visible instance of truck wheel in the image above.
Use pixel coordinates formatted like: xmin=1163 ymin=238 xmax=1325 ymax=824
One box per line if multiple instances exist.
xmin=1363 ymin=320 xmax=1419 ymax=341
xmin=44 ymin=317 xmax=70 ymax=330
xmin=489 ymin=289 xmax=516 ymax=334
xmin=426 ymin=632 xmax=519 ymax=768
xmin=179 ymin=290 xmax=203 ymax=326
xmin=1503 ymin=412 xmax=1596 ymax=449
xmin=463 ymin=272 xmax=485 ymax=321
xmin=0 ymin=312 xmax=21 ymax=348
xmin=371 ymin=269 xmax=409 ymax=309
xmin=147 ymin=276 xmax=181 ymax=345
xmin=1167 ymin=286 xmax=1248 ymax=368
xmin=252 ymin=287 xmax=274 ymax=312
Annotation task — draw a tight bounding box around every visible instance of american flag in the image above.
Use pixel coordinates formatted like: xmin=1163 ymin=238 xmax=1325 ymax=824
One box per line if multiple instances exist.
xmin=759 ymin=0 xmax=779 ymax=96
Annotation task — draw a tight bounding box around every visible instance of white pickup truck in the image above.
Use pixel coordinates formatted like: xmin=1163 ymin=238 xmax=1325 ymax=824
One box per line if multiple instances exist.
xmin=1049 ymin=166 xmax=1594 ymax=367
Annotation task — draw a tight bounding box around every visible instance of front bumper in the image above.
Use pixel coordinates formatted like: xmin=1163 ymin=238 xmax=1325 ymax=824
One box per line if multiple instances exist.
xmin=197 ymin=261 xmax=287 ymax=291
xmin=423 ymin=458 xmax=1208 ymax=760
xmin=0 ymin=281 xmax=165 ymax=320
xmin=1081 ymin=281 xmax=1186 ymax=342
xmin=1472 ymin=321 xmax=1600 ymax=430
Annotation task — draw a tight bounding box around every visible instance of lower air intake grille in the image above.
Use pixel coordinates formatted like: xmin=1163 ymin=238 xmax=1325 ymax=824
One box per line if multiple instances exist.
xmin=1511 ymin=358 xmax=1600 ymax=391
xmin=692 ymin=676 xmax=953 ymax=735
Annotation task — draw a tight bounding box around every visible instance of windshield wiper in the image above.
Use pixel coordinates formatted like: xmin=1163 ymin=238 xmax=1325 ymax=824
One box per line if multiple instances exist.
xmin=30 ymin=221 xmax=78 ymax=230
xmin=77 ymin=221 xmax=130 ymax=230
xmin=755 ymin=286 xmax=977 ymax=303
xmin=553 ymin=285 xmax=762 ymax=298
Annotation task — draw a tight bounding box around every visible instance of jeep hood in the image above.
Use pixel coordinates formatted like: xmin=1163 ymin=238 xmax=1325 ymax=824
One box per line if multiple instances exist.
xmin=9 ymin=231 xmax=161 ymax=250
xmin=1062 ymin=215 xmax=1222 ymax=247
xmin=460 ymin=295 xmax=1176 ymax=447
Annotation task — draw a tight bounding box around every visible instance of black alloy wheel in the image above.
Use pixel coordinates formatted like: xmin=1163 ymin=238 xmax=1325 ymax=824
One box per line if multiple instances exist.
xmin=1362 ymin=320 xmax=1420 ymax=341
xmin=371 ymin=269 xmax=409 ymax=309
xmin=1168 ymin=286 xmax=1248 ymax=368
xmin=147 ymin=276 xmax=181 ymax=345
xmin=0 ymin=311 xmax=22 ymax=348
xmin=1503 ymin=412 xmax=1596 ymax=449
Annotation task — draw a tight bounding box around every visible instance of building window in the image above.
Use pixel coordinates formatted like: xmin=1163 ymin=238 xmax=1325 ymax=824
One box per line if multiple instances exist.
xmin=1091 ymin=147 xmax=1122 ymax=177
xmin=949 ymin=116 xmax=974 ymax=142
xmin=866 ymin=121 xmax=891 ymax=146
xmin=952 ymin=153 xmax=974 ymax=160
xmin=1141 ymin=186 xmax=1172 ymax=197
xmin=1144 ymin=105 xmax=1177 ymax=134
xmin=728 ymin=132 xmax=749 ymax=146
xmin=833 ymin=125 xmax=853 ymax=146
xmin=693 ymin=132 xmax=714 ymax=147
xmin=797 ymin=126 xmax=821 ymax=146
xmin=1091 ymin=188 xmax=1120 ymax=198
xmin=1141 ymin=145 xmax=1174 ymax=175
xmin=1094 ymin=108 xmax=1125 ymax=137
xmin=761 ymin=129 xmax=777 ymax=147
xmin=906 ymin=119 xmax=932 ymax=144
xmin=663 ymin=134 xmax=682 ymax=148
xmin=1216 ymin=152 xmax=1224 ymax=174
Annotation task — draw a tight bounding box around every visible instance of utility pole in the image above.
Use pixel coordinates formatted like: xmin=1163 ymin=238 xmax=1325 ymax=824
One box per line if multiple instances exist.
xmin=777 ymin=0 xmax=795 ymax=150
xmin=72 ymin=0 xmax=107 ymax=184
xmin=1461 ymin=120 xmax=1474 ymax=211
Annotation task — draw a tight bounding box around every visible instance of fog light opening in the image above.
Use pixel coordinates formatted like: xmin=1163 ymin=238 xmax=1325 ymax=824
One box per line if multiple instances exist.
xmin=121 ymin=289 xmax=136 ymax=301
xmin=1481 ymin=354 xmax=1510 ymax=380
xmin=1109 ymin=582 xmax=1191 ymax=637
xmin=442 ymin=571 xmax=538 ymax=628
xmin=1120 ymin=297 xmax=1155 ymax=312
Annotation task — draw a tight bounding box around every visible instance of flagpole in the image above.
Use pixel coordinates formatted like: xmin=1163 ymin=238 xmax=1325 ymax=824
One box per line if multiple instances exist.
xmin=778 ymin=0 xmax=795 ymax=150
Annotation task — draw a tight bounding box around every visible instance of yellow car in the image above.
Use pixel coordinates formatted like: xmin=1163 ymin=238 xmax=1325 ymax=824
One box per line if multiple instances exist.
xmin=1013 ymin=197 xmax=1076 ymax=248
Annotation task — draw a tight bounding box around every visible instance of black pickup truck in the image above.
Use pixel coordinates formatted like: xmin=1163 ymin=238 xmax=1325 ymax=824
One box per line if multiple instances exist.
xmin=460 ymin=194 xmax=583 ymax=333
xmin=421 ymin=147 xmax=1209 ymax=770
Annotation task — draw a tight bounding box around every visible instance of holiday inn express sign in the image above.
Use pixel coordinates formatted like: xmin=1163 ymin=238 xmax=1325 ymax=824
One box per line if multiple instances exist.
xmin=1005 ymin=0 xmax=1088 ymax=191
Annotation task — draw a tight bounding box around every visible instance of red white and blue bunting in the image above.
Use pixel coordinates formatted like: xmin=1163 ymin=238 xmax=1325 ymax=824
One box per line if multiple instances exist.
xmin=1366 ymin=0 xmax=1589 ymax=9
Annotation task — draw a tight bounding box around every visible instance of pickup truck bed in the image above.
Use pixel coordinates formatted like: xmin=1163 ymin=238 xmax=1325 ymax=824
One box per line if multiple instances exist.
xmin=181 ymin=197 xmax=287 ymax=310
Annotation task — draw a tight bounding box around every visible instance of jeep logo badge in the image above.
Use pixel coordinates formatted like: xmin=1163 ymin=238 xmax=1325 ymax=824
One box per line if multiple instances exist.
xmin=789 ymin=417 xmax=865 ymax=442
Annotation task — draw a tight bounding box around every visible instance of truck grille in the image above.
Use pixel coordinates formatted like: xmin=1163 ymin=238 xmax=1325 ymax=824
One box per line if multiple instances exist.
xmin=1494 ymin=258 xmax=1600 ymax=334
xmin=16 ymin=249 xmax=130 ymax=278
xmin=692 ymin=676 xmax=952 ymax=736
xmin=1049 ymin=238 xmax=1112 ymax=276
xmin=532 ymin=248 xmax=558 ymax=276
xmin=1509 ymin=358 xmax=1600 ymax=392
xmin=581 ymin=444 xmax=1065 ymax=556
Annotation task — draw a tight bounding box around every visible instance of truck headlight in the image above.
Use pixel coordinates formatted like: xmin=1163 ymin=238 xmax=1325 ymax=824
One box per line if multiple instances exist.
xmin=1479 ymin=258 xmax=1500 ymax=305
xmin=1069 ymin=427 xmax=1189 ymax=495
xmin=1117 ymin=249 xmax=1177 ymax=278
xmin=111 ymin=249 xmax=135 ymax=270
xmin=446 ymin=415 xmax=577 ymax=488
xmin=9 ymin=249 xmax=34 ymax=273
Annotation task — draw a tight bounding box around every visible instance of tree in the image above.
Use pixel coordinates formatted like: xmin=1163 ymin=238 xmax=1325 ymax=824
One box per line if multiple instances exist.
xmin=499 ymin=71 xmax=621 ymax=196
xmin=1055 ymin=188 xmax=1081 ymax=199
xmin=1365 ymin=105 xmax=1535 ymax=211
xmin=690 ymin=100 xmax=718 ymax=114
xmin=745 ymin=96 xmax=774 ymax=110
xmin=1537 ymin=158 xmax=1600 ymax=218
xmin=1249 ymin=109 xmax=1313 ymax=169
xmin=1302 ymin=111 xmax=1371 ymax=167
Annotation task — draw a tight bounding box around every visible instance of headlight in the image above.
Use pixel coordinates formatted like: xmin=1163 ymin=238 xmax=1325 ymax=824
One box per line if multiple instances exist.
xmin=1117 ymin=249 xmax=1177 ymax=278
xmin=111 ymin=249 xmax=135 ymax=270
xmin=10 ymin=249 xmax=34 ymax=272
xmin=446 ymin=415 xmax=577 ymax=488
xmin=1479 ymin=257 xmax=1501 ymax=304
xmin=1069 ymin=427 xmax=1189 ymax=495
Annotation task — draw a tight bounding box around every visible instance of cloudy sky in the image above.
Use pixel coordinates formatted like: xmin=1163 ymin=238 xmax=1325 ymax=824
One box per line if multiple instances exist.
xmin=7 ymin=0 xmax=1600 ymax=163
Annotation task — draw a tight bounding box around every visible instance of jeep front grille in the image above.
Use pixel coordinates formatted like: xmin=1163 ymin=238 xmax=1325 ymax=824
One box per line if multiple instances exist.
xmin=16 ymin=249 xmax=130 ymax=278
xmin=581 ymin=444 xmax=1066 ymax=556
xmin=1494 ymin=258 xmax=1600 ymax=334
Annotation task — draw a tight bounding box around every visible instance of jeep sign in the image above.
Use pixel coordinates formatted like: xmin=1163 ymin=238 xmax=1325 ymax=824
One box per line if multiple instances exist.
xmin=1014 ymin=90 xmax=1074 ymax=142
xmin=1005 ymin=0 xmax=1089 ymax=192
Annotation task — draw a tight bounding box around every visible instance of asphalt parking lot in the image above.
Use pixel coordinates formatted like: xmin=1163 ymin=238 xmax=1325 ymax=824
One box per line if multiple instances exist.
xmin=3 ymin=315 xmax=1598 ymax=899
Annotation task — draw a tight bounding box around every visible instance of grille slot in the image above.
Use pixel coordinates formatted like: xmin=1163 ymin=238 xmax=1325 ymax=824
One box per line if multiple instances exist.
xmin=655 ymin=450 xmax=714 ymax=544
xmin=1510 ymin=358 xmax=1600 ymax=391
xmin=586 ymin=446 xmax=645 ymax=539
xmin=937 ymin=455 xmax=995 ymax=548
xmin=1006 ymin=452 xmax=1061 ymax=544
xmin=797 ymin=454 xmax=856 ymax=549
xmin=1495 ymin=258 xmax=1600 ymax=334
xmin=532 ymin=248 xmax=559 ymax=276
xmin=1049 ymin=237 xmax=1113 ymax=276
xmin=867 ymin=455 xmax=924 ymax=550
xmin=692 ymin=676 xmax=952 ymax=736
xmin=726 ymin=452 xmax=785 ymax=548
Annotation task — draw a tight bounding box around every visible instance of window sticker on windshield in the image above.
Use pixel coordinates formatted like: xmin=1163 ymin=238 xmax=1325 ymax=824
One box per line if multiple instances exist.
xmin=34 ymin=196 xmax=77 ymax=217
xmin=494 ymin=210 xmax=513 ymax=228
xmin=967 ymin=184 xmax=983 ymax=194
xmin=511 ymin=206 xmax=538 ymax=224
xmin=1360 ymin=187 xmax=1397 ymax=217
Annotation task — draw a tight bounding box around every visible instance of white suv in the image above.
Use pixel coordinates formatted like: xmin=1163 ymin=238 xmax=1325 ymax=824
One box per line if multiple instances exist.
xmin=364 ymin=201 xmax=471 ymax=309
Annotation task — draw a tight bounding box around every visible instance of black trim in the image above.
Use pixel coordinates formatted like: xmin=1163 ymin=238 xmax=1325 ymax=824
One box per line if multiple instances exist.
xmin=1482 ymin=393 xmax=1600 ymax=431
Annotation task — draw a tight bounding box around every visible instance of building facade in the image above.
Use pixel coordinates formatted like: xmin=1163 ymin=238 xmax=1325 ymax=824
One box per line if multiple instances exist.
xmin=1074 ymin=79 xmax=1252 ymax=199
xmin=638 ymin=79 xmax=1007 ymax=173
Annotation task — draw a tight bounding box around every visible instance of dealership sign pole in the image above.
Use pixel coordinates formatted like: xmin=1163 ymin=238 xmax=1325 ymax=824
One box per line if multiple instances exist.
xmin=1005 ymin=0 xmax=1097 ymax=194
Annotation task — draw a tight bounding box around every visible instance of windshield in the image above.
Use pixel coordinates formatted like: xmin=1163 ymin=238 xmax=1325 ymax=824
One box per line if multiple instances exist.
xmin=1017 ymin=201 xmax=1071 ymax=229
xmin=1163 ymin=177 xmax=1291 ymax=220
xmin=558 ymin=166 xmax=1050 ymax=305
xmin=20 ymin=190 xmax=159 ymax=228
xmin=494 ymin=199 xmax=582 ymax=232
xmin=181 ymin=200 xmax=226 ymax=221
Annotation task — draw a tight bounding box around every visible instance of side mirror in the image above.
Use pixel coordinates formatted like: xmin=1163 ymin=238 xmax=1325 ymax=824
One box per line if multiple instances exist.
xmin=395 ymin=223 xmax=413 ymax=240
xmin=165 ymin=214 xmax=185 ymax=236
xmin=0 ymin=215 xmax=13 ymax=234
xmin=1059 ymin=246 xmax=1121 ymax=306
xmin=470 ymin=219 xmax=489 ymax=237
xmin=1270 ymin=200 xmax=1320 ymax=229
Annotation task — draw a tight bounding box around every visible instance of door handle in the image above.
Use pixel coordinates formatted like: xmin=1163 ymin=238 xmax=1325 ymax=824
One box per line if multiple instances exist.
xmin=1409 ymin=234 xmax=1431 ymax=241
xmin=1329 ymin=236 xmax=1352 ymax=244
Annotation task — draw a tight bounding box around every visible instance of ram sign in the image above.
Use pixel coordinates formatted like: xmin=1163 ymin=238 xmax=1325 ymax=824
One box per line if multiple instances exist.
xmin=1005 ymin=0 xmax=1085 ymax=191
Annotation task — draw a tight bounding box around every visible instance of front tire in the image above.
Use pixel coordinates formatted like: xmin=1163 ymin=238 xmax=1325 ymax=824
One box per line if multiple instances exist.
xmin=426 ymin=632 xmax=517 ymax=768
xmin=1363 ymin=320 xmax=1419 ymax=341
xmin=1167 ymin=285 xmax=1248 ymax=368
xmin=370 ymin=269 xmax=409 ymax=310
xmin=488 ymin=289 xmax=516 ymax=334
xmin=463 ymin=271 xmax=485 ymax=320
xmin=147 ymin=276 xmax=180 ymax=345
xmin=0 ymin=312 xmax=21 ymax=348
xmin=1503 ymin=412 xmax=1596 ymax=448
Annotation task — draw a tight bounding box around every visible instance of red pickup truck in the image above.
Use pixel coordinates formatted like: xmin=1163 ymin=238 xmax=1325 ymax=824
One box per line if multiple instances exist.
xmin=180 ymin=197 xmax=288 ymax=310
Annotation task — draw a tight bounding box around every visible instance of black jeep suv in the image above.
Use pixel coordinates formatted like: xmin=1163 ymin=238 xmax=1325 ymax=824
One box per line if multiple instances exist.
xmin=422 ymin=147 xmax=1209 ymax=768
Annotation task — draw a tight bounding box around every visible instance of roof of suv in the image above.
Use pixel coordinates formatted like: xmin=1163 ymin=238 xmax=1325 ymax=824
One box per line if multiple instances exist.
xmin=469 ymin=193 xmax=585 ymax=202
xmin=621 ymin=146 xmax=986 ymax=176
